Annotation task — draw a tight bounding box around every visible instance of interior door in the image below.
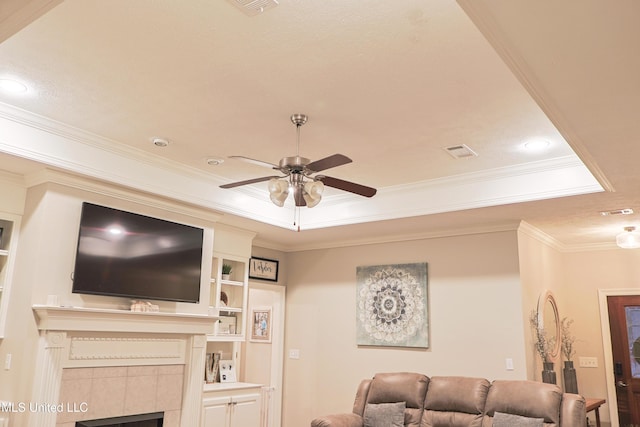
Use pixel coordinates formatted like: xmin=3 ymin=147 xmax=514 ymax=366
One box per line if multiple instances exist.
xmin=607 ymin=295 xmax=640 ymax=425
xmin=244 ymin=282 xmax=285 ymax=427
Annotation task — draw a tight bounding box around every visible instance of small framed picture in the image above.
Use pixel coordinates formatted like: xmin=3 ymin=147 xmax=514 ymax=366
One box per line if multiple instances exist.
xmin=249 ymin=257 xmax=279 ymax=282
xmin=219 ymin=359 xmax=237 ymax=383
xmin=250 ymin=306 xmax=272 ymax=343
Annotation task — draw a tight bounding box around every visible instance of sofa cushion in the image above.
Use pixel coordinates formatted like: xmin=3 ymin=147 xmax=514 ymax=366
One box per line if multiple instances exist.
xmin=484 ymin=380 xmax=562 ymax=425
xmin=492 ymin=411 xmax=544 ymax=427
xmin=424 ymin=376 xmax=490 ymax=414
xmin=363 ymin=402 xmax=405 ymax=427
xmin=366 ymin=372 xmax=429 ymax=427
xmin=420 ymin=376 xmax=489 ymax=427
xmin=367 ymin=372 xmax=429 ymax=408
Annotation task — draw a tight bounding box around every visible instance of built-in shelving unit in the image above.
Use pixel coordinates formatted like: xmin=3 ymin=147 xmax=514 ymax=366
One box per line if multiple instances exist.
xmin=202 ymin=225 xmax=257 ymax=408
xmin=0 ymin=213 xmax=20 ymax=339
xmin=209 ymin=255 xmax=249 ymax=341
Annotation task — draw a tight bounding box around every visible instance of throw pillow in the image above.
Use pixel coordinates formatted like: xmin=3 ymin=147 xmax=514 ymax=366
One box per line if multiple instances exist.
xmin=363 ymin=402 xmax=406 ymax=427
xmin=492 ymin=411 xmax=544 ymax=427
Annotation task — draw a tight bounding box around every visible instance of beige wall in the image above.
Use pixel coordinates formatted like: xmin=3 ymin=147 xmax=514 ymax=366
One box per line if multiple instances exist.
xmin=517 ymin=224 xmax=567 ymax=382
xmin=282 ymin=230 xmax=527 ymax=427
xmin=561 ymin=249 xmax=640 ymax=425
xmin=518 ymin=224 xmax=640 ymax=426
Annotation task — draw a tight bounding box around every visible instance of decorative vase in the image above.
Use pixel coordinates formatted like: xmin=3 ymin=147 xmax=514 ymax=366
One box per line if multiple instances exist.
xmin=205 ymin=353 xmax=215 ymax=383
xmin=542 ymin=361 xmax=557 ymax=384
xmin=563 ymin=360 xmax=579 ymax=393
xmin=222 ymin=274 xmax=230 ymax=281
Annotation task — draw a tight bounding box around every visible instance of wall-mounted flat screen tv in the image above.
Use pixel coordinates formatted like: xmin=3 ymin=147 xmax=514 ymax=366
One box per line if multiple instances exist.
xmin=72 ymin=202 xmax=203 ymax=303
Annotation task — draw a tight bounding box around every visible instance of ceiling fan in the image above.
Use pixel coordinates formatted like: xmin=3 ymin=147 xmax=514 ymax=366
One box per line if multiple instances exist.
xmin=220 ymin=114 xmax=377 ymax=208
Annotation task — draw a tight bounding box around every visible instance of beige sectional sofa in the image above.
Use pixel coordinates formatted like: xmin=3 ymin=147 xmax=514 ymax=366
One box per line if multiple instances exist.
xmin=311 ymin=372 xmax=586 ymax=427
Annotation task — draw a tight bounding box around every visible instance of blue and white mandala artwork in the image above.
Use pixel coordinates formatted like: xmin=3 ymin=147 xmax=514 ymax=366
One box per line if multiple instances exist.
xmin=356 ymin=263 xmax=428 ymax=348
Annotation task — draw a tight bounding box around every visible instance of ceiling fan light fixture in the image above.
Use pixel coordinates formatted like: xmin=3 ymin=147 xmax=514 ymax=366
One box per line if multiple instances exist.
xmin=616 ymin=226 xmax=640 ymax=249
xmin=268 ymin=178 xmax=289 ymax=207
xmin=303 ymin=180 xmax=324 ymax=208
xmin=220 ymin=113 xmax=376 ymax=209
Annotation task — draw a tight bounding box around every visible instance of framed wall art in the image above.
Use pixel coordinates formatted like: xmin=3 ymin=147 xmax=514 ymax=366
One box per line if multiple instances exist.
xmin=250 ymin=306 xmax=272 ymax=343
xmin=249 ymin=257 xmax=279 ymax=282
xmin=356 ymin=262 xmax=429 ymax=348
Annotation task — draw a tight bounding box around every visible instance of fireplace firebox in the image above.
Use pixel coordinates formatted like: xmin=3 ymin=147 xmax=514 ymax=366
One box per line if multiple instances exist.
xmin=75 ymin=411 xmax=163 ymax=427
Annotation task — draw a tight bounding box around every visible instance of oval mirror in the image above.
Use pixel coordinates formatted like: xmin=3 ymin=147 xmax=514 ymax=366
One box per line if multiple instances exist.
xmin=537 ymin=290 xmax=561 ymax=361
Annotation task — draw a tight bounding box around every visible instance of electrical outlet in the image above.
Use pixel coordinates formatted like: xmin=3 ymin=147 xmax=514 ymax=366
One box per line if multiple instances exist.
xmin=579 ymin=356 xmax=598 ymax=368
xmin=3 ymin=354 xmax=10 ymax=371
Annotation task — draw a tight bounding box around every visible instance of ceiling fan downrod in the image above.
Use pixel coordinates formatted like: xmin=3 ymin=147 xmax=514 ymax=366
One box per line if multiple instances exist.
xmin=291 ymin=114 xmax=307 ymax=157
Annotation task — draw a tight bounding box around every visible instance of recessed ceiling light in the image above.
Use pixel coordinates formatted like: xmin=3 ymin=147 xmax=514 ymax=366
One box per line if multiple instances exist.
xmin=0 ymin=78 xmax=28 ymax=94
xmin=523 ymin=139 xmax=551 ymax=152
xmin=152 ymin=138 xmax=169 ymax=148
xmin=206 ymin=158 xmax=225 ymax=166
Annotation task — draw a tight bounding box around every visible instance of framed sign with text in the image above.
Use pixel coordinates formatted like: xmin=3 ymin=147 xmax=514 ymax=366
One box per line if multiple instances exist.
xmin=249 ymin=257 xmax=279 ymax=282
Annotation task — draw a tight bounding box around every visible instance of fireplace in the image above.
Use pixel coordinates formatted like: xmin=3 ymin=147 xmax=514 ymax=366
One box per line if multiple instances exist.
xmin=76 ymin=411 xmax=163 ymax=427
xmin=31 ymin=306 xmax=214 ymax=427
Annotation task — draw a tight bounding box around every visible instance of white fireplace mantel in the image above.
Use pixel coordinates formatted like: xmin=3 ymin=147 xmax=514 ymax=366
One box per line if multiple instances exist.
xmin=33 ymin=305 xmax=215 ymax=335
xmin=30 ymin=305 xmax=213 ymax=427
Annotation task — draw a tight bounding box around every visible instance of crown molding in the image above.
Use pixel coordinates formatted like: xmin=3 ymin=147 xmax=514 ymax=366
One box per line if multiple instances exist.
xmin=1 ymin=101 xmax=602 ymax=234
xmin=25 ymin=168 xmax=224 ymax=224
xmin=457 ymin=0 xmax=614 ymax=194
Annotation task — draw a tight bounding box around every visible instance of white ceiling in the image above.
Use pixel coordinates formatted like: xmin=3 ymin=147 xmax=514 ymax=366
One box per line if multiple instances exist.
xmin=0 ymin=0 xmax=638 ymax=252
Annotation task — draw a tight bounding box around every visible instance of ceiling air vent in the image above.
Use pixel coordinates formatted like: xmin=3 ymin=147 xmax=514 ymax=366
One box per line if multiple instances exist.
xmin=227 ymin=0 xmax=279 ymax=16
xmin=600 ymin=208 xmax=634 ymax=216
xmin=443 ymin=144 xmax=478 ymax=159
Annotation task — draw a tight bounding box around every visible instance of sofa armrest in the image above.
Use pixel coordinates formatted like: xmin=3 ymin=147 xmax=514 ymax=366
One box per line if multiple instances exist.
xmin=560 ymin=393 xmax=586 ymax=427
xmin=311 ymin=413 xmax=363 ymax=427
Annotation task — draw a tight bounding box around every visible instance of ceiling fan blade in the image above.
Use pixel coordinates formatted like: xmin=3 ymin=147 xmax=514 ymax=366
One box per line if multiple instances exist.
xmin=220 ymin=176 xmax=280 ymax=189
xmin=229 ymin=155 xmax=278 ymax=169
xmin=306 ymin=154 xmax=352 ymax=173
xmin=317 ymin=175 xmax=377 ymax=198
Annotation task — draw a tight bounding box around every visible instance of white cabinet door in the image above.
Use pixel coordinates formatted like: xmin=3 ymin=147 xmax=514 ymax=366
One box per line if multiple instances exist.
xmin=229 ymin=393 xmax=261 ymax=427
xmin=202 ymin=396 xmax=230 ymax=427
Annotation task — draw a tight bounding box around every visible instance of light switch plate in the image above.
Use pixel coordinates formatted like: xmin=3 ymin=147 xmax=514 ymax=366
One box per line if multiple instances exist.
xmin=505 ymin=358 xmax=514 ymax=370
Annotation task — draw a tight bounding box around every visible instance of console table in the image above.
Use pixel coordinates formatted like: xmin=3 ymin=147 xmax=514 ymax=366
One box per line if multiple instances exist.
xmin=585 ymin=398 xmax=606 ymax=427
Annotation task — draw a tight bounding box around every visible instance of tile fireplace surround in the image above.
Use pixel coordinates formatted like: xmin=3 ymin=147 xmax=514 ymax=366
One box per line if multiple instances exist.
xmin=30 ymin=306 xmax=214 ymax=427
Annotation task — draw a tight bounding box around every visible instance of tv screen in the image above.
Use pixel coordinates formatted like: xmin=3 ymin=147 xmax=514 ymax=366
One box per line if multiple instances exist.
xmin=72 ymin=202 xmax=203 ymax=303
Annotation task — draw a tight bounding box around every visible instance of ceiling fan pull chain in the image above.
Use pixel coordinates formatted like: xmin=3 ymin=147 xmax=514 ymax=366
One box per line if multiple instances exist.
xmin=293 ymin=206 xmax=301 ymax=232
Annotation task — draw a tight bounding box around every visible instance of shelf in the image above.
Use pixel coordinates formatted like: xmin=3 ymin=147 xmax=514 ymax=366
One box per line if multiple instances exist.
xmin=0 ymin=250 xmax=8 ymax=257
xmin=207 ymin=333 xmax=244 ymax=342
xmin=203 ymin=381 xmax=263 ymax=392
xmin=210 ymin=254 xmax=249 ymax=340
xmin=208 ymin=306 xmax=242 ymax=315
xmin=220 ymin=279 xmax=244 ymax=287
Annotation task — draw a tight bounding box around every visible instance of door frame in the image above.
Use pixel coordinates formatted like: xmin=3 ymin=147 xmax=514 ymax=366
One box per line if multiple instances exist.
xmin=248 ymin=281 xmax=286 ymax=427
xmin=599 ymin=288 xmax=640 ymax=427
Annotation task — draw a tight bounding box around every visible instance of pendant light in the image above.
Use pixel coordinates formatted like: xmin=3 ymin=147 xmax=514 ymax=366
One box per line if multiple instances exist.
xmin=616 ymin=226 xmax=640 ymax=249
